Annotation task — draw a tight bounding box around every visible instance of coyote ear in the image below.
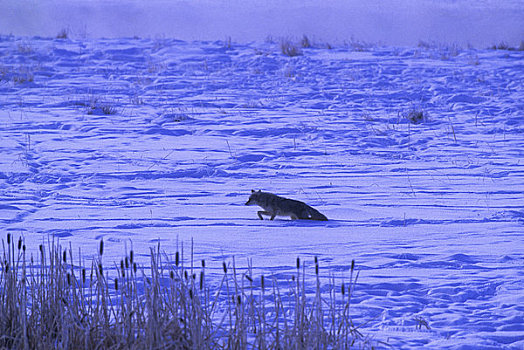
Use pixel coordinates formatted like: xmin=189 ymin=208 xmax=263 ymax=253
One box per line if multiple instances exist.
xmin=251 ymin=189 xmax=255 ymax=193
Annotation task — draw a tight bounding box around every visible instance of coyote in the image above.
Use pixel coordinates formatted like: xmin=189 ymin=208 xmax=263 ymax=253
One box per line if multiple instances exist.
xmin=245 ymin=190 xmax=328 ymax=221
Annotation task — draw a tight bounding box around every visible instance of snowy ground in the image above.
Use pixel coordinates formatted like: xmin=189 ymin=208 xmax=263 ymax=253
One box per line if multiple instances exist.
xmin=1 ymin=35 xmax=523 ymax=349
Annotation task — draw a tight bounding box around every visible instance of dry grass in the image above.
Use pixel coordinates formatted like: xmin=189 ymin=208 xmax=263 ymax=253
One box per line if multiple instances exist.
xmin=0 ymin=66 xmax=35 ymax=84
xmin=489 ymin=41 xmax=524 ymax=51
xmin=405 ymin=109 xmax=429 ymax=124
xmin=300 ymin=35 xmax=312 ymax=49
xmin=56 ymin=28 xmax=69 ymax=40
xmin=84 ymin=96 xmax=119 ymax=115
xmin=280 ymin=40 xmax=303 ymax=57
xmin=0 ymin=234 xmax=376 ymax=349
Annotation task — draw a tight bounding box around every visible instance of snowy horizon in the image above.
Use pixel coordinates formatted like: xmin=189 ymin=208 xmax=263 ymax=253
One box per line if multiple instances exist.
xmin=1 ymin=0 xmax=523 ymax=48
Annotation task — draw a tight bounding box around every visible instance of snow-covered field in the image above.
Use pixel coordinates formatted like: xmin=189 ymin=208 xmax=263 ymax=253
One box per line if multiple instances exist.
xmin=0 ymin=30 xmax=523 ymax=349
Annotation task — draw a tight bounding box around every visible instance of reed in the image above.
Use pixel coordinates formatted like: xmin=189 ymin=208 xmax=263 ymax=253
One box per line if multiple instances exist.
xmin=0 ymin=234 xmax=375 ymax=349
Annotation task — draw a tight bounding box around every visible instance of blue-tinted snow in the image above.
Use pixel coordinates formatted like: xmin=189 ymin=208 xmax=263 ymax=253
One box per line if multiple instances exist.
xmin=0 ymin=36 xmax=523 ymax=349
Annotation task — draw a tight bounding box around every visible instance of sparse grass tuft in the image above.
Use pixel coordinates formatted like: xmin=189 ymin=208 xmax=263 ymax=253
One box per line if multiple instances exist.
xmin=417 ymin=40 xmax=432 ymax=49
xmin=0 ymin=65 xmax=35 ymax=84
xmin=224 ymin=36 xmax=232 ymax=49
xmin=490 ymin=42 xmax=511 ymax=50
xmin=56 ymin=28 xmax=69 ymax=39
xmin=414 ymin=41 xmax=462 ymax=60
xmin=468 ymin=54 xmax=480 ymax=66
xmin=490 ymin=41 xmax=524 ymax=51
xmin=300 ymin=35 xmax=311 ymax=48
xmin=280 ymin=40 xmax=302 ymax=57
xmin=0 ymin=234 xmax=376 ymax=349
xmin=84 ymin=96 xmax=119 ymax=115
xmin=414 ymin=316 xmax=431 ymax=330
xmin=345 ymin=38 xmax=372 ymax=52
xmin=405 ymin=109 xmax=429 ymax=124
xmin=101 ymin=104 xmax=118 ymax=115
xmin=16 ymin=42 xmax=33 ymax=54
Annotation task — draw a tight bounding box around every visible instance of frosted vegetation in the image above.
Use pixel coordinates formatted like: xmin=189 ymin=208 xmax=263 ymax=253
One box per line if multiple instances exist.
xmin=0 ymin=13 xmax=523 ymax=350
xmin=1 ymin=235 xmax=370 ymax=349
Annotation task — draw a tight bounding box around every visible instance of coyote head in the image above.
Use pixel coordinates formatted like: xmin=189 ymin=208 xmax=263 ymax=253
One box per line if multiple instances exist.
xmin=245 ymin=189 xmax=262 ymax=206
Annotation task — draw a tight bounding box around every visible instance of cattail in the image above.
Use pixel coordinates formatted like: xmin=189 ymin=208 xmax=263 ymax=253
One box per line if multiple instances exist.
xmin=99 ymin=239 xmax=104 ymax=256
xmin=170 ymin=270 xmax=175 ymax=280
xmin=315 ymin=256 xmax=319 ymax=276
xmin=18 ymin=237 xmax=22 ymax=250
xmin=67 ymin=272 xmax=71 ymax=285
xmin=261 ymin=275 xmax=265 ymax=290
xmin=114 ymin=278 xmax=119 ymax=291
xmin=130 ymin=250 xmax=134 ymax=264
xmin=98 ymin=263 xmax=103 ymax=276
xmin=82 ymin=268 xmax=86 ymax=283
xmin=133 ymin=263 xmax=137 ymax=273
xmin=125 ymin=256 xmax=129 ymax=269
xmin=200 ymin=271 xmax=204 ymax=290
xmin=189 ymin=289 xmax=193 ymax=299
xmin=7 ymin=233 xmax=10 ymax=245
xmin=22 ymin=244 xmax=26 ymax=252
xmin=296 ymin=257 xmax=300 ymax=269
xmin=184 ymin=270 xmax=188 ymax=280
xmin=237 ymin=295 xmax=241 ymax=305
xmin=201 ymin=259 xmax=205 ymax=268
xmin=5 ymin=263 xmax=9 ymax=273
xmin=341 ymin=283 xmax=345 ymax=296
xmin=63 ymin=251 xmax=67 ymax=263
xmin=175 ymin=251 xmax=180 ymax=267
xmin=39 ymin=244 xmax=43 ymax=255
xmin=120 ymin=260 xmax=124 ymax=271
xmin=222 ymin=262 xmax=227 ymax=274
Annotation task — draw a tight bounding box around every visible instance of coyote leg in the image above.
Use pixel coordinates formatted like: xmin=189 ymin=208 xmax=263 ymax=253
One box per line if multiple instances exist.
xmin=258 ymin=211 xmax=271 ymax=220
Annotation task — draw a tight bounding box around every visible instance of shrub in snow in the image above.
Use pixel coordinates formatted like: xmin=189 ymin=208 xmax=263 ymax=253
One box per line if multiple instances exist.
xmin=281 ymin=40 xmax=302 ymax=57
xmin=406 ymin=109 xmax=429 ymax=124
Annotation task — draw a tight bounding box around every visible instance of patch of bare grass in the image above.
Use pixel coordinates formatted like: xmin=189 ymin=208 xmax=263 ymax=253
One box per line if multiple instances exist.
xmin=0 ymin=65 xmax=35 ymax=84
xmin=83 ymin=95 xmax=119 ymax=115
xmin=56 ymin=28 xmax=70 ymax=39
xmin=280 ymin=40 xmax=302 ymax=57
xmin=404 ymin=108 xmax=429 ymax=124
xmin=490 ymin=41 xmax=524 ymax=51
xmin=16 ymin=42 xmax=34 ymax=54
xmin=300 ymin=35 xmax=312 ymax=49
